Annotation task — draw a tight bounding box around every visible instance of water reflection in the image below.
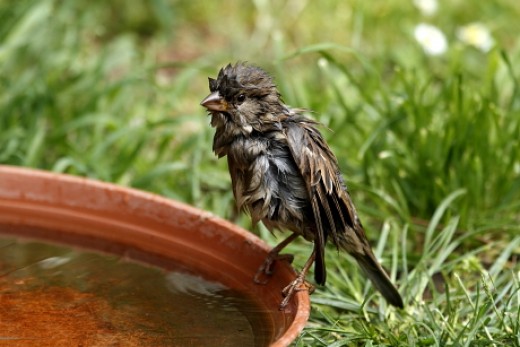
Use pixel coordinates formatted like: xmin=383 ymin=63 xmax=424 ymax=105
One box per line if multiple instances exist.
xmin=0 ymin=238 xmax=272 ymax=346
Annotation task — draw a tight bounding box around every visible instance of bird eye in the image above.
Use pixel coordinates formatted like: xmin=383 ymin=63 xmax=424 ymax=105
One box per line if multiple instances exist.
xmin=236 ymin=94 xmax=246 ymax=104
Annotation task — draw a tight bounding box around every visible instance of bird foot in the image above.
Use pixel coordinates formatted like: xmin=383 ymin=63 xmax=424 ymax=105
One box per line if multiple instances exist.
xmin=279 ymin=277 xmax=315 ymax=309
xmin=254 ymin=253 xmax=294 ymax=285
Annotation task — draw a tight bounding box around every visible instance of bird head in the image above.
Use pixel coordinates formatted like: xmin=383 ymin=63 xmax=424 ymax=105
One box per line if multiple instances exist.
xmin=200 ymin=63 xmax=286 ymax=134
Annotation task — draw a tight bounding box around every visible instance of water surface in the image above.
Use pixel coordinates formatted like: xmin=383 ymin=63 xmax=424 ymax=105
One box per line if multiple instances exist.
xmin=0 ymin=237 xmax=272 ymax=346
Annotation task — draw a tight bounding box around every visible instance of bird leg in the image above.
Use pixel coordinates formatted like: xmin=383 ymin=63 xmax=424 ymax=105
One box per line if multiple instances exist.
xmin=254 ymin=233 xmax=298 ymax=285
xmin=279 ymin=248 xmax=316 ymax=309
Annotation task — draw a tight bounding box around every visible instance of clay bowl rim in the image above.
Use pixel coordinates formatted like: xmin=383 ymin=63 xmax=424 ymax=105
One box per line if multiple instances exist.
xmin=0 ymin=165 xmax=310 ymax=347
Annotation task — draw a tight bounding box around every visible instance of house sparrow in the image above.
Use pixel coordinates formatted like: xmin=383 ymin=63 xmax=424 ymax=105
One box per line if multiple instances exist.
xmin=200 ymin=62 xmax=404 ymax=309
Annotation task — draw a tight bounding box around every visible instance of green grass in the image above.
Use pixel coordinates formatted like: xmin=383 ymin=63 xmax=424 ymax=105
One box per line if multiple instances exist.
xmin=1 ymin=1 xmax=519 ymax=346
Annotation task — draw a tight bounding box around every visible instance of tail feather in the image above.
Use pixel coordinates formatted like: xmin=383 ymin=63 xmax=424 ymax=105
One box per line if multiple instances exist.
xmin=355 ymin=252 xmax=404 ymax=308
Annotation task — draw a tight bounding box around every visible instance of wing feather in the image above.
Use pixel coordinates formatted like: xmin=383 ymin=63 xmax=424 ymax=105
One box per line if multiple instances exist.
xmin=285 ymin=117 xmax=354 ymax=285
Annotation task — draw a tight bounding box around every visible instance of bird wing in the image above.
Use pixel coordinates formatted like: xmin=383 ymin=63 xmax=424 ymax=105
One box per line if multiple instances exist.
xmin=284 ymin=117 xmax=405 ymax=307
xmin=284 ymin=118 xmax=359 ymax=285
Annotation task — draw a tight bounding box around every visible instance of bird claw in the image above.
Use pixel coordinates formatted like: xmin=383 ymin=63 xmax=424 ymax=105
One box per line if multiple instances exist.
xmin=279 ymin=277 xmax=315 ymax=309
xmin=254 ymin=253 xmax=294 ymax=285
xmin=253 ymin=269 xmax=270 ymax=285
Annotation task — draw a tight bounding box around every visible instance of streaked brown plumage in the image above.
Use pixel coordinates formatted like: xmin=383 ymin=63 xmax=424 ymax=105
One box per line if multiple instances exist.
xmin=201 ymin=62 xmax=404 ymax=309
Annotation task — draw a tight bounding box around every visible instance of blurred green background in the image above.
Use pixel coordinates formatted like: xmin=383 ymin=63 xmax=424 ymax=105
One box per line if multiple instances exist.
xmin=1 ymin=0 xmax=519 ymax=345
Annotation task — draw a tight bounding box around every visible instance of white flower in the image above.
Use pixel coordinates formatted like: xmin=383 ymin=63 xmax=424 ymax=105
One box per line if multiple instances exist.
xmin=413 ymin=0 xmax=438 ymax=16
xmin=414 ymin=23 xmax=448 ymax=56
xmin=317 ymin=57 xmax=328 ymax=68
xmin=456 ymin=22 xmax=494 ymax=52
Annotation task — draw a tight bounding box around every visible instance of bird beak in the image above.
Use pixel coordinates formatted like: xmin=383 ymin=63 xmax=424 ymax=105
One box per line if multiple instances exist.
xmin=200 ymin=91 xmax=227 ymax=112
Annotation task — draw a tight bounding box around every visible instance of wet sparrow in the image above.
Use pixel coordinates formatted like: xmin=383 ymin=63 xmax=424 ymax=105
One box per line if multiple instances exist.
xmin=200 ymin=63 xmax=403 ymax=309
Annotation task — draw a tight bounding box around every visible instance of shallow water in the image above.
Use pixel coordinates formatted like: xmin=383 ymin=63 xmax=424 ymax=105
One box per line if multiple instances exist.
xmin=0 ymin=237 xmax=272 ymax=346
